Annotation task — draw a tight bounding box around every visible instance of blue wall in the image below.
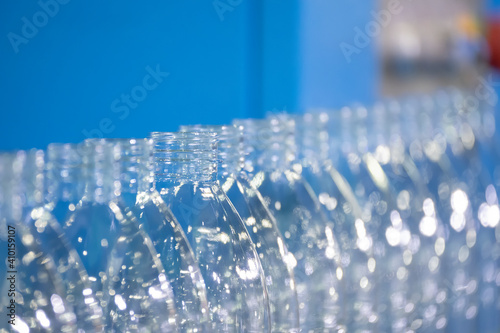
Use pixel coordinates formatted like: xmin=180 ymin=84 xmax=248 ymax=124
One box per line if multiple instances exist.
xmin=0 ymin=0 xmax=377 ymax=151
xmin=488 ymin=0 xmax=500 ymax=12
xmin=298 ymin=0 xmax=378 ymax=110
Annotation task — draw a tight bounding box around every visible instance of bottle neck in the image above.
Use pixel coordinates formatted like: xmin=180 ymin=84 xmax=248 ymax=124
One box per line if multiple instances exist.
xmin=82 ymin=139 xmax=154 ymax=203
xmin=179 ymin=125 xmax=244 ymax=179
xmin=114 ymin=139 xmax=154 ymax=193
xmin=397 ymin=97 xmax=424 ymax=146
xmin=417 ymin=89 xmax=482 ymax=157
xmin=81 ymin=140 xmax=120 ymax=203
xmin=0 ymin=150 xmax=45 ymax=221
xmin=151 ymin=132 xmax=218 ymax=189
xmin=233 ymin=115 xmax=296 ymax=173
xmin=352 ymin=104 xmax=390 ymax=154
xmin=331 ymin=107 xmax=357 ymax=157
xmin=329 ymin=104 xmax=402 ymax=164
xmin=297 ymin=111 xmax=330 ymax=169
xmin=46 ymin=143 xmax=84 ymax=204
xmin=445 ymin=88 xmax=494 ymax=144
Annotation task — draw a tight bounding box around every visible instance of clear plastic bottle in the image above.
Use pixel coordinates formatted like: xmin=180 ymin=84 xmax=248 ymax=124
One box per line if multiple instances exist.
xmin=0 ymin=150 xmax=102 ymax=332
xmin=395 ymin=94 xmax=482 ymax=333
xmin=329 ymin=106 xmax=412 ymax=333
xmin=179 ymin=124 xmax=300 ymax=332
xmin=233 ymin=116 xmax=345 ymax=332
xmin=46 ymin=139 xmax=209 ymax=332
xmin=368 ymin=101 xmax=453 ymax=332
xmin=102 ymin=138 xmax=210 ymax=332
xmin=296 ymin=111 xmax=380 ymax=332
xmin=329 ymin=104 xmax=449 ymax=332
xmin=423 ymin=90 xmax=500 ymax=333
xmin=62 ymin=139 xmax=177 ymax=331
xmin=454 ymin=90 xmax=500 ymax=333
xmin=151 ymin=131 xmax=271 ymax=332
xmin=45 ymin=143 xmax=85 ymax=228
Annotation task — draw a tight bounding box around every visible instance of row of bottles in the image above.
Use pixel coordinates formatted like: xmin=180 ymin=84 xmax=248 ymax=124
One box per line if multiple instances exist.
xmin=1 ymin=89 xmax=499 ymax=332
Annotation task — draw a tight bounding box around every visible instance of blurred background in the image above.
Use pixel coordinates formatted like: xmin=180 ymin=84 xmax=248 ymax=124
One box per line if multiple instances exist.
xmin=0 ymin=0 xmax=499 ymax=150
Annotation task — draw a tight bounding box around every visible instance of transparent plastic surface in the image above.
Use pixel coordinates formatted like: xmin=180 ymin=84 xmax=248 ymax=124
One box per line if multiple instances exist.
xmin=0 ymin=151 xmax=103 ymax=332
xmin=334 ymin=105 xmax=450 ymax=332
xmin=152 ymin=131 xmax=271 ymax=333
xmin=234 ymin=117 xmax=345 ymax=332
xmin=297 ymin=112 xmax=381 ymax=332
xmin=61 ymin=140 xmax=177 ymax=332
xmin=253 ymin=169 xmax=345 ymax=331
xmin=180 ymin=124 xmax=300 ymax=332
xmin=411 ymin=92 xmax=500 ymax=332
xmin=393 ymin=96 xmax=482 ymax=333
xmin=46 ymin=141 xmax=206 ymax=331
xmin=111 ymin=138 xmax=209 ymax=333
xmin=448 ymin=91 xmax=500 ymax=333
xmin=222 ymin=172 xmax=300 ymax=332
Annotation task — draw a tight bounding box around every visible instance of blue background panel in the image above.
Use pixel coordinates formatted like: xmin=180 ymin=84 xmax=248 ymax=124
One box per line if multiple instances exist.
xmin=298 ymin=0 xmax=379 ymax=110
xmin=488 ymin=0 xmax=500 ymax=12
xmin=0 ymin=1 xmax=254 ymax=149
xmin=0 ymin=0 xmax=378 ymax=151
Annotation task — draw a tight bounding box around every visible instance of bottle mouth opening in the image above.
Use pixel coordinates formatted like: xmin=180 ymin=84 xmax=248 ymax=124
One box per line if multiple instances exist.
xmin=179 ymin=124 xmax=237 ymax=135
xmin=232 ymin=118 xmax=267 ymax=133
xmin=0 ymin=150 xmax=45 ymax=210
xmin=48 ymin=142 xmax=79 ymax=152
xmin=151 ymin=132 xmax=218 ymax=182
xmin=99 ymin=138 xmax=152 ymax=158
xmin=151 ymin=132 xmax=217 ymax=155
xmin=179 ymin=124 xmax=241 ymax=147
xmin=47 ymin=143 xmax=83 ymax=169
xmin=302 ymin=111 xmax=330 ymax=125
xmin=81 ymin=138 xmax=154 ymax=163
xmin=89 ymin=138 xmax=149 ymax=144
xmin=179 ymin=125 xmax=245 ymax=176
xmin=0 ymin=152 xmax=22 ymax=179
xmin=151 ymin=131 xmax=217 ymax=141
xmin=233 ymin=117 xmax=296 ymax=146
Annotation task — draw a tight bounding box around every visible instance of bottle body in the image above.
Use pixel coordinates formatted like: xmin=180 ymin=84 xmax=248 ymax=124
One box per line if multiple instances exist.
xmin=131 ymin=189 xmax=210 ymax=332
xmin=58 ymin=140 xmax=178 ymax=332
xmin=64 ymin=193 xmax=177 ymax=332
xmin=252 ymin=168 xmax=345 ymax=331
xmin=160 ymin=181 xmax=271 ymax=332
xmin=298 ymin=112 xmax=380 ymax=331
xmin=221 ymin=171 xmax=300 ymax=332
xmin=0 ymin=150 xmax=103 ymax=332
xmin=178 ymin=123 xmax=300 ymax=332
xmin=152 ymin=131 xmax=271 ymax=332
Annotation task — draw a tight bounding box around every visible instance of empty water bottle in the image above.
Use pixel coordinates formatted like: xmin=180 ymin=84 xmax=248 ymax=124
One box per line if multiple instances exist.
xmin=0 ymin=150 xmax=102 ymax=332
xmin=151 ymin=131 xmax=271 ymax=332
xmin=98 ymin=138 xmax=210 ymax=332
xmin=233 ymin=116 xmax=345 ymax=331
xmin=61 ymin=139 xmax=177 ymax=331
xmin=296 ymin=111 xmax=380 ymax=332
xmin=179 ymin=124 xmax=300 ymax=332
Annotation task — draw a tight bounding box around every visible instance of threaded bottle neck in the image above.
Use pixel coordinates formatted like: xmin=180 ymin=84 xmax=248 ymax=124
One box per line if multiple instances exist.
xmin=297 ymin=111 xmax=330 ymax=168
xmin=82 ymin=139 xmax=154 ymax=203
xmin=435 ymin=88 xmax=493 ymax=143
xmin=46 ymin=143 xmax=84 ymax=204
xmin=401 ymin=95 xmax=445 ymax=145
xmin=233 ymin=115 xmax=296 ymax=173
xmin=0 ymin=150 xmax=45 ymax=221
xmin=330 ymin=106 xmax=357 ymax=157
xmin=350 ymin=104 xmax=385 ymax=154
xmin=151 ymin=131 xmax=218 ymax=186
xmin=332 ymin=104 xmax=390 ymax=155
xmin=81 ymin=140 xmax=119 ymax=203
xmin=179 ymin=125 xmax=244 ymax=178
xmin=107 ymin=138 xmax=154 ymax=193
